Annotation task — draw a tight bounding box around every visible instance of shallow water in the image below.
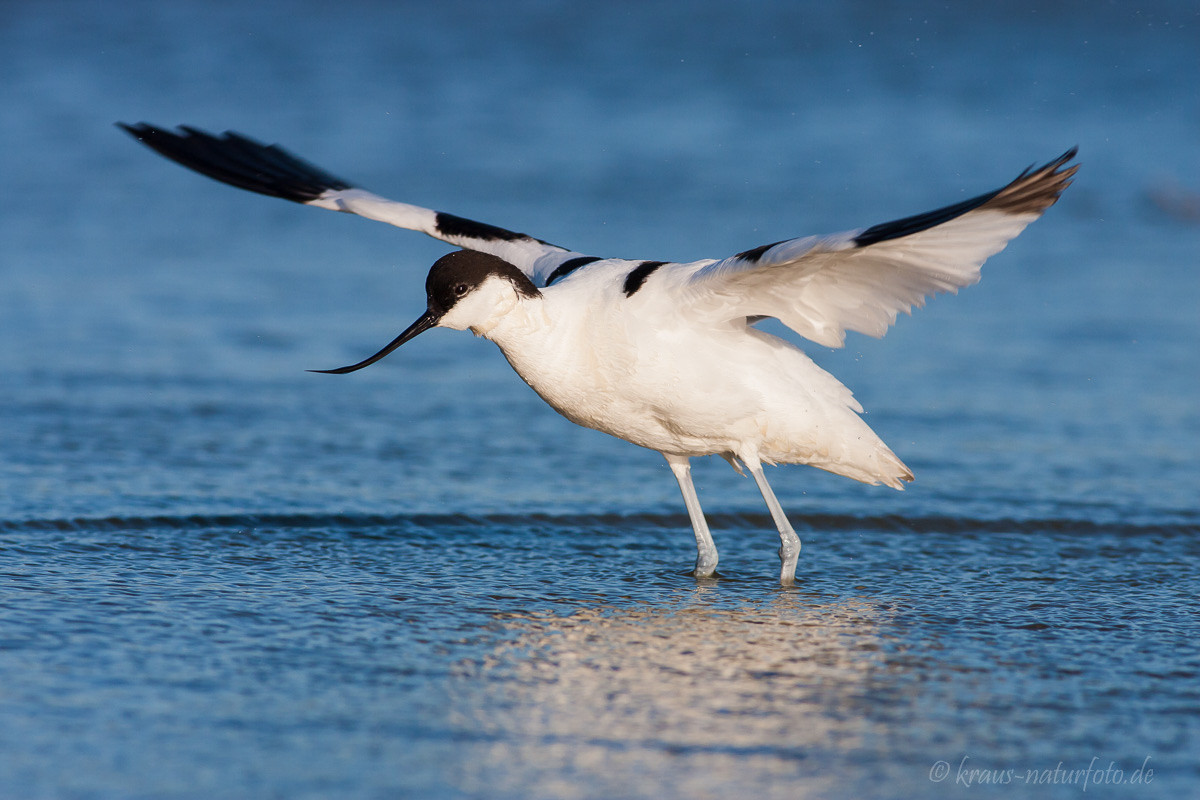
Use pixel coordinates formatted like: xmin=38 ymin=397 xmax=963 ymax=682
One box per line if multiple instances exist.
xmin=2 ymin=1 xmax=1199 ymax=797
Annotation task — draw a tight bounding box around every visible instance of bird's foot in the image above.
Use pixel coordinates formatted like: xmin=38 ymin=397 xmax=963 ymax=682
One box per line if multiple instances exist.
xmin=778 ymin=534 xmax=801 ymax=586
xmin=693 ymin=557 xmax=719 ymax=579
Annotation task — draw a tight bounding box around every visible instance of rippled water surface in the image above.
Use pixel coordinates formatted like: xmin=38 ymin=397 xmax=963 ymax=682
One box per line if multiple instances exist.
xmin=2 ymin=1 xmax=1198 ymax=797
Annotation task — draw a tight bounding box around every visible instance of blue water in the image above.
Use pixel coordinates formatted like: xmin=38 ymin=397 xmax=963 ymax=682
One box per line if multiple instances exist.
xmin=2 ymin=1 xmax=1198 ymax=797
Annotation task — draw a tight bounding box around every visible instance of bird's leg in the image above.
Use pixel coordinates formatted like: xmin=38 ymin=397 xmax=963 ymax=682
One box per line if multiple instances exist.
xmin=665 ymin=455 xmax=719 ymax=577
xmin=747 ymin=462 xmax=802 ymax=585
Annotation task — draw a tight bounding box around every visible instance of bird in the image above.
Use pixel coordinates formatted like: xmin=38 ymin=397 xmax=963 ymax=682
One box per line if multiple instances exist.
xmin=119 ymin=122 xmax=1077 ymax=584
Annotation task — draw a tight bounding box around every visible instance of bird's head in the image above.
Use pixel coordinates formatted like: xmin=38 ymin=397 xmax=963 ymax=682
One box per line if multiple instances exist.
xmin=312 ymin=250 xmax=540 ymax=374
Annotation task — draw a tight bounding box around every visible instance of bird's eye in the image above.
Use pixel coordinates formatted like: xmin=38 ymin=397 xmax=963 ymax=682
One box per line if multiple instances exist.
xmin=454 ymin=283 xmax=468 ymax=296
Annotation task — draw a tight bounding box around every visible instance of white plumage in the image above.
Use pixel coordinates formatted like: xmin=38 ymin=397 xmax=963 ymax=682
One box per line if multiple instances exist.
xmin=119 ymin=123 xmax=1076 ymax=583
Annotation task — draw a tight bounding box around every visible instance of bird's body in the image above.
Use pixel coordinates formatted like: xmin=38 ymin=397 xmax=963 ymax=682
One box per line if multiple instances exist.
xmin=119 ymin=123 xmax=1076 ymax=583
xmin=476 ymin=256 xmax=909 ymax=486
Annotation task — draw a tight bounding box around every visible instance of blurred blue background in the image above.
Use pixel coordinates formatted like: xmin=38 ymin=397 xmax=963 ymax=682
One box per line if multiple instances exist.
xmin=1 ymin=1 xmax=1197 ymax=797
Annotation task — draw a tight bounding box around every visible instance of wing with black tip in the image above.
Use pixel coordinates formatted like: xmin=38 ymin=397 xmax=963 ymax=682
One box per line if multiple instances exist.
xmin=677 ymin=149 xmax=1078 ymax=347
xmin=118 ymin=122 xmax=593 ymax=285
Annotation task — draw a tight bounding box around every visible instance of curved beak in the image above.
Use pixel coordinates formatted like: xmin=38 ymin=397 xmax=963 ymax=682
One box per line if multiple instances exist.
xmin=309 ymin=309 xmax=439 ymax=374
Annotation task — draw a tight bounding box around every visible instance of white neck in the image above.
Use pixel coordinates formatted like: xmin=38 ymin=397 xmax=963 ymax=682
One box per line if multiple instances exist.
xmin=477 ymin=292 xmax=548 ymax=343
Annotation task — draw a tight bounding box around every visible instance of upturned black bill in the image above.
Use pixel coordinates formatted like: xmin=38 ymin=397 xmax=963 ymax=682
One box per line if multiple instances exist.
xmin=309 ymin=310 xmax=439 ymax=374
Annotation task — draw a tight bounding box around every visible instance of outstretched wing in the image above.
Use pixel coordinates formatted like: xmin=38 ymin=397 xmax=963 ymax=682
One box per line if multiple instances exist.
xmin=679 ymin=149 xmax=1078 ymax=347
xmin=117 ymin=123 xmax=593 ymax=286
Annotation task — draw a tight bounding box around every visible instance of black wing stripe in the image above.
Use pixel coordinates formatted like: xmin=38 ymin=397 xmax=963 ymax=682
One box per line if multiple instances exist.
xmin=118 ymin=123 xmax=354 ymax=203
xmin=623 ymin=261 xmax=666 ymax=297
xmin=173 ymin=126 xmax=312 ymax=197
xmin=545 ymin=255 xmax=602 ymax=286
xmin=852 ymin=188 xmax=1002 ymax=248
xmin=220 ymin=130 xmax=346 ymax=190
xmin=733 ymin=240 xmax=787 ymax=264
xmin=853 ymin=147 xmax=1077 ymax=248
xmin=175 ymin=125 xmax=353 ymax=200
xmin=434 ymin=211 xmax=532 ymax=243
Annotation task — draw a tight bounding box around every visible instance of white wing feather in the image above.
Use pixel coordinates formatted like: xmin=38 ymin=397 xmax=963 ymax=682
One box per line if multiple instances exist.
xmin=120 ymin=123 xmax=1075 ymax=338
xmin=117 ymin=123 xmax=588 ymax=285
xmin=306 ymin=187 xmax=581 ymax=284
xmin=681 ymin=149 xmax=1077 ymax=347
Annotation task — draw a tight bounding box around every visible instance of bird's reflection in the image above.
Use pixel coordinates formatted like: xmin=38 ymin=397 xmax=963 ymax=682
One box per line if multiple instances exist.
xmin=450 ymin=591 xmax=900 ymax=799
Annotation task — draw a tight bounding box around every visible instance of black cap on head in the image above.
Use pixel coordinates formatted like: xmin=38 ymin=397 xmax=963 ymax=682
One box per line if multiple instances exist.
xmin=425 ymin=250 xmax=540 ymax=315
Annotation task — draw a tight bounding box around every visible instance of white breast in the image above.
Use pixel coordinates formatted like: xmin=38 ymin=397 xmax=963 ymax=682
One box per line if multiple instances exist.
xmin=481 ymin=266 xmax=906 ymax=488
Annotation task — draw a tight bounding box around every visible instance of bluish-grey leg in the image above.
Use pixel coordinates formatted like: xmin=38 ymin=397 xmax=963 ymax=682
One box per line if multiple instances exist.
xmin=665 ymin=455 xmax=718 ymax=577
xmin=748 ymin=462 xmax=801 ymax=585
